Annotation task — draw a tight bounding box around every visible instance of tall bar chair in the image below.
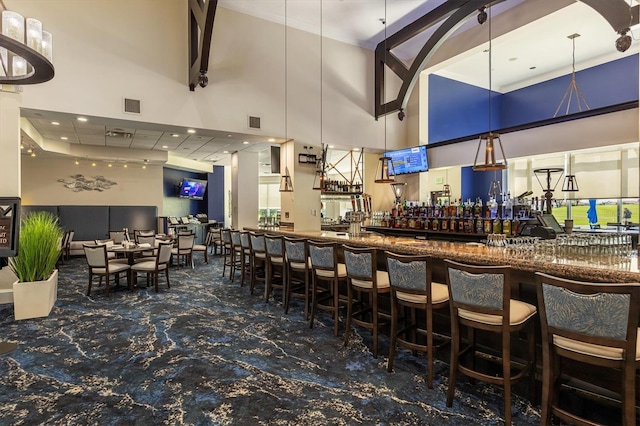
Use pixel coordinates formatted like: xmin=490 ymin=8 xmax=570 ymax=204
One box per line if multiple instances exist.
xmin=239 ymin=231 xmax=253 ymax=287
xmin=229 ymin=230 xmax=243 ymax=283
xmin=249 ymin=232 xmax=266 ymax=295
xmin=535 ymin=272 xmax=640 ymax=426
xmin=220 ymin=229 xmax=233 ymax=278
xmin=342 ymin=245 xmax=390 ymax=357
xmin=308 ymin=240 xmax=348 ymax=337
xmin=264 ymin=234 xmax=286 ymax=303
xmin=283 ymin=236 xmax=311 ymax=319
xmin=385 ymin=252 xmax=449 ymax=388
xmin=444 ymin=259 xmax=537 ymax=425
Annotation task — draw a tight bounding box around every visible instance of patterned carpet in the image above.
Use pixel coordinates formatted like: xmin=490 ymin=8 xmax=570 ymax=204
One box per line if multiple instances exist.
xmin=0 ymin=255 xmax=541 ymax=425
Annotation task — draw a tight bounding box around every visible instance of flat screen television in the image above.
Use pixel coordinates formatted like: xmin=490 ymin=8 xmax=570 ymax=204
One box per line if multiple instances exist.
xmin=178 ymin=178 xmax=208 ymax=200
xmin=385 ymin=145 xmax=429 ymax=176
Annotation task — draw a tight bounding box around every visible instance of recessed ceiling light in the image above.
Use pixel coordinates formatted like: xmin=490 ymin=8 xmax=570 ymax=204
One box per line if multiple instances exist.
xmin=142 ymin=165 xmax=146 ymax=169
xmin=92 ymin=162 xmax=96 ymax=167
xmin=162 ymin=145 xmax=168 ymax=149
xmin=108 ymin=163 xmax=112 ymax=167
xmin=60 ymin=136 xmax=68 ymax=140
xmin=77 ymin=117 xmax=88 ymax=122
xmin=268 ymin=138 xmax=275 ymax=142
xmin=51 ymin=121 xmax=59 ymax=126
xmin=74 ymin=160 xmax=79 ymax=165
xmin=328 ymin=145 xmax=335 ymax=149
xmin=123 ymin=164 xmax=128 ymax=168
xmin=352 ymin=148 xmax=360 ymax=151
xmin=30 ymin=152 xmax=36 ymax=157
xmin=223 ymin=150 xmax=229 ymax=154
xmin=227 ymin=134 xmax=232 ymax=138
xmin=187 ymin=129 xmax=196 ymax=134
xmin=171 ymin=133 xmax=179 ymax=137
xmin=243 ymin=141 xmax=250 ymax=145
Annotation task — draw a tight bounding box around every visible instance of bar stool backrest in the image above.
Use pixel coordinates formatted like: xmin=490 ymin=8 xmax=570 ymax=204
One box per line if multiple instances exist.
xmin=240 ymin=231 xmax=251 ymax=250
xmin=386 ymin=253 xmax=429 ymax=295
xmin=309 ymin=241 xmax=337 ymax=271
xmin=230 ymin=230 xmax=241 ymax=247
xmin=250 ymin=233 xmax=265 ymax=254
xmin=264 ymin=235 xmax=284 ymax=257
xmin=221 ymin=229 xmax=231 ymax=244
xmin=343 ymin=246 xmax=375 ymax=281
xmin=284 ymin=237 xmax=307 ymax=263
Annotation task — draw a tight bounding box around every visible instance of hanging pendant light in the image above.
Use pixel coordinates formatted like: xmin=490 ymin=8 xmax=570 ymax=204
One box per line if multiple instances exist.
xmin=375 ymin=1 xmax=395 ymax=184
xmin=472 ymin=6 xmax=507 ymax=173
xmin=562 ymin=153 xmax=579 ymax=192
xmin=313 ymin=1 xmax=327 ymax=191
xmin=279 ymin=0 xmax=293 ymax=193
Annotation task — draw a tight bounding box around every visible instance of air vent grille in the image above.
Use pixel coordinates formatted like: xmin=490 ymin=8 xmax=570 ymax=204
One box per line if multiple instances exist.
xmin=248 ymin=115 xmax=261 ymax=130
xmin=124 ymin=98 xmax=141 ymax=114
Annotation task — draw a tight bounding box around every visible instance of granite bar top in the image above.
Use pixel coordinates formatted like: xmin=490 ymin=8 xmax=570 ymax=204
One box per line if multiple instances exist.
xmin=245 ymin=227 xmax=640 ymax=283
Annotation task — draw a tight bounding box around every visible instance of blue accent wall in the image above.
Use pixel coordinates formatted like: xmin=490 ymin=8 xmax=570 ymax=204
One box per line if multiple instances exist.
xmin=461 ymin=166 xmax=496 ymax=205
xmin=429 ymin=55 xmax=638 ymax=143
xmin=208 ymin=165 xmax=225 ymax=223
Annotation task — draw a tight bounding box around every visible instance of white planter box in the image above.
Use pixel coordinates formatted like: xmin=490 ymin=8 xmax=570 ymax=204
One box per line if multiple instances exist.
xmin=12 ymin=269 xmax=58 ymax=320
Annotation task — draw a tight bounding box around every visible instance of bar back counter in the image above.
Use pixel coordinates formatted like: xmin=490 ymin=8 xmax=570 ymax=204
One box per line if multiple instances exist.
xmin=245 ymin=226 xmax=640 ymax=420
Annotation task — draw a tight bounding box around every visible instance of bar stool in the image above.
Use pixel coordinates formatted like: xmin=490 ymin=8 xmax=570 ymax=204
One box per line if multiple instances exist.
xmin=342 ymin=245 xmax=390 ymax=357
xmin=249 ymin=232 xmax=266 ymax=295
xmin=220 ymin=229 xmax=232 ymax=278
xmin=444 ymin=259 xmax=537 ymax=425
xmin=385 ymin=252 xmax=449 ymax=388
xmin=283 ymin=236 xmax=311 ymax=319
xmin=535 ymin=272 xmax=640 ymax=426
xmin=239 ymin=231 xmax=252 ymax=287
xmin=264 ymin=234 xmax=286 ymax=303
xmin=229 ymin=230 xmax=243 ymax=283
xmin=308 ymin=240 xmax=347 ymax=337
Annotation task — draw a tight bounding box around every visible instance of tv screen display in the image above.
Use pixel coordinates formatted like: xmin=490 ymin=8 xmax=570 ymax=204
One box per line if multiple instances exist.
xmin=179 ymin=178 xmax=208 ymax=200
xmin=385 ymin=145 xmax=428 ymax=176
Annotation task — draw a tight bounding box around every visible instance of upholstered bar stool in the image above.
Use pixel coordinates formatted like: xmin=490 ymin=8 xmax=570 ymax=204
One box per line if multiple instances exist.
xmin=239 ymin=231 xmax=252 ymax=287
xmin=342 ymin=245 xmax=390 ymax=357
xmin=444 ymin=259 xmax=537 ymax=425
xmin=283 ymin=236 xmax=311 ymax=319
xmin=308 ymin=240 xmax=348 ymax=337
xmin=264 ymin=234 xmax=286 ymax=303
xmin=229 ymin=230 xmax=244 ymax=282
xmin=220 ymin=229 xmax=232 ymax=278
xmin=385 ymin=252 xmax=449 ymax=388
xmin=249 ymin=232 xmax=266 ymax=295
xmin=535 ymin=272 xmax=640 ymax=426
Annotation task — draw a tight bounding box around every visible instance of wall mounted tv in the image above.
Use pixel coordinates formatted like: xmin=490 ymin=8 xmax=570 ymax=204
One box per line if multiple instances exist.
xmin=178 ymin=178 xmax=208 ymax=200
xmin=385 ymin=145 xmax=429 ymax=176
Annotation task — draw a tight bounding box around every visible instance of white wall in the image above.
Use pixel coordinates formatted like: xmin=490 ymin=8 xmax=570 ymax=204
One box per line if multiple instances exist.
xmin=21 ymin=156 xmax=163 ymax=208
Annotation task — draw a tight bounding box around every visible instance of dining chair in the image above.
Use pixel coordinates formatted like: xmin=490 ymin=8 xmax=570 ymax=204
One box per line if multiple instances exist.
xmin=131 ymin=242 xmax=173 ymax=292
xmin=249 ymin=232 xmax=266 ymax=295
xmin=239 ymin=231 xmax=252 ymax=287
xmin=221 ymin=229 xmax=233 ymax=278
xmin=535 ymin=272 xmax=640 ymax=426
xmin=229 ymin=230 xmax=244 ymax=282
xmin=445 ymin=259 xmax=537 ymax=426
xmin=264 ymin=234 xmax=286 ymax=304
xmin=109 ymin=230 xmax=127 ymax=244
xmin=83 ymin=244 xmax=131 ymax=296
xmin=136 ymin=235 xmax=157 ymax=261
xmin=192 ymin=230 xmax=214 ymax=264
xmin=308 ymin=240 xmax=348 ymax=337
xmin=342 ymin=245 xmax=390 ymax=357
xmin=171 ymin=233 xmax=195 ymax=268
xmin=385 ymin=252 xmax=449 ymax=388
xmin=283 ymin=237 xmax=311 ymax=319
xmin=134 ymin=229 xmax=155 ymax=243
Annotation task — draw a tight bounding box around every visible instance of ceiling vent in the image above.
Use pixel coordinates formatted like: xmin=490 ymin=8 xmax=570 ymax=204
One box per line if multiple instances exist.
xmin=106 ymin=130 xmax=133 ymax=138
xmin=123 ymin=98 xmax=141 ymax=114
xmin=248 ymin=115 xmax=261 ymax=130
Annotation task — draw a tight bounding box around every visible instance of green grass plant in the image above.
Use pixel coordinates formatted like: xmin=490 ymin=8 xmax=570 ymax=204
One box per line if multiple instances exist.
xmin=9 ymin=211 xmax=64 ymax=282
xmin=552 ymin=203 xmax=639 ymax=226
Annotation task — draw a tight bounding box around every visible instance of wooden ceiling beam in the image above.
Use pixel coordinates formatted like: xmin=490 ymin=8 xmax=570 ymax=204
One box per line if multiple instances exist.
xmin=188 ymin=0 xmax=218 ymax=91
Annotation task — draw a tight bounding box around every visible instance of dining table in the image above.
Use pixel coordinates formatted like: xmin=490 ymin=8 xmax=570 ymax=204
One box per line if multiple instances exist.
xmin=108 ymin=244 xmax=149 ymax=289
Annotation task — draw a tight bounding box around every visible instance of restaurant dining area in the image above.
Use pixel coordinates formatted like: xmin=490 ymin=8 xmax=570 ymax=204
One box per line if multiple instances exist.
xmin=1 ymin=0 xmax=640 ymax=424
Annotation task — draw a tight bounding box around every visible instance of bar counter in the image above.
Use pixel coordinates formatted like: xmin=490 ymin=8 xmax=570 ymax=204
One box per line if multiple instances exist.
xmin=246 ymin=228 xmax=640 ymax=283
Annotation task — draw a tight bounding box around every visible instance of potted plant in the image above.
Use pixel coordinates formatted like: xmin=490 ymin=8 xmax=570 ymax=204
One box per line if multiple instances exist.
xmin=9 ymin=211 xmax=63 ymax=320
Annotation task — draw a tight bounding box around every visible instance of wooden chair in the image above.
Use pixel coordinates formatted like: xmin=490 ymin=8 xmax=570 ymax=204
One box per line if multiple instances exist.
xmin=208 ymin=227 xmax=223 ymax=256
xmin=264 ymin=234 xmax=286 ymax=303
xmin=220 ymin=229 xmax=233 ymax=278
xmin=229 ymin=230 xmax=244 ymax=282
xmin=83 ymin=244 xmax=130 ymax=296
xmin=342 ymin=245 xmax=390 ymax=357
xmin=57 ymin=230 xmax=72 ymax=266
xmin=444 ymin=259 xmax=537 ymax=425
xmin=249 ymin=232 xmax=266 ymax=295
xmin=308 ymin=240 xmax=347 ymax=337
xmin=109 ymin=230 xmax=127 ymax=244
xmin=283 ymin=237 xmax=311 ymax=319
xmin=171 ymin=233 xmax=195 ymax=268
xmin=131 ymin=242 xmax=173 ymax=292
xmin=239 ymin=231 xmax=252 ymax=287
xmin=136 ymin=235 xmax=157 ymax=260
xmin=133 ymin=229 xmax=155 ymax=243
xmin=385 ymin=252 xmax=449 ymax=388
xmin=192 ymin=229 xmax=214 ymax=264
xmin=535 ymin=272 xmax=640 ymax=426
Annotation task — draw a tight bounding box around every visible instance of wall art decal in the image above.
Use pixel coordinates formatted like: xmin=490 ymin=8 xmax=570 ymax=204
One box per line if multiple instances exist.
xmin=58 ymin=175 xmax=117 ymax=192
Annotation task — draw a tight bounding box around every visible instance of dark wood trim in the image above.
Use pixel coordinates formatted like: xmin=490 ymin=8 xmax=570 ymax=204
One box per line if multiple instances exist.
xmin=188 ymin=0 xmax=218 ymax=91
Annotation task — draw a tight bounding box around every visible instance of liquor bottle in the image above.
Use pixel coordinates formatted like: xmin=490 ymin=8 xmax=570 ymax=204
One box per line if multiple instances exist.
xmin=489 ymin=197 xmax=498 ymax=219
xmin=502 ymin=218 xmax=511 ymax=236
xmin=463 ymin=199 xmax=472 ymax=218
xmin=484 ymin=218 xmax=493 ymax=234
xmin=493 ymin=217 xmax=502 ymax=234
xmin=504 ymin=193 xmax=513 ymax=220
xmin=475 ymin=216 xmax=484 ymax=233
xmin=473 ymin=197 xmax=482 ymax=218
xmin=457 ymin=198 xmax=464 ymax=218
xmin=450 ymin=217 xmax=457 ymax=232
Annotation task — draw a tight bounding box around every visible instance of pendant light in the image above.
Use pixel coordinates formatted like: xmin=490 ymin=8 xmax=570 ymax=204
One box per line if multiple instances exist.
xmin=472 ymin=6 xmax=507 ymax=172
xmin=562 ymin=153 xmax=579 ymax=192
xmin=279 ymin=0 xmax=293 ymax=193
xmin=554 ymin=33 xmax=589 ymax=117
xmin=374 ymin=0 xmax=395 ymax=183
xmin=313 ymin=0 xmax=327 ymax=191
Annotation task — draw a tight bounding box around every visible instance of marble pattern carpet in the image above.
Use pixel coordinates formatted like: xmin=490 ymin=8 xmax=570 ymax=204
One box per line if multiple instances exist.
xmin=0 ymin=255 xmax=541 ymax=425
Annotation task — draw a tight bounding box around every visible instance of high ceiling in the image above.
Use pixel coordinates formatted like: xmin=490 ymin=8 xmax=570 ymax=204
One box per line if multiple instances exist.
xmin=21 ymin=0 xmax=638 ymax=172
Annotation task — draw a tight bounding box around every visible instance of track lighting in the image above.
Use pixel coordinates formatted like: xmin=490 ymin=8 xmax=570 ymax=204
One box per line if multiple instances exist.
xmin=477 ymin=7 xmax=487 ymax=25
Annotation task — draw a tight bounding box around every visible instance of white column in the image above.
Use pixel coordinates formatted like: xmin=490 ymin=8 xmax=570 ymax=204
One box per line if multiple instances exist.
xmin=0 ymin=92 xmax=21 ymax=197
xmin=231 ymin=151 xmax=259 ymax=230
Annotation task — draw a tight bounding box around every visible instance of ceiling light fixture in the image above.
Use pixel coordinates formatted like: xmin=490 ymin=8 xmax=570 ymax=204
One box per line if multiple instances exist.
xmin=562 ymin=153 xmax=579 ymax=193
xmin=187 ymin=129 xmax=196 ymax=134
xmin=171 ymin=133 xmax=179 ymax=137
xmin=616 ymin=28 xmax=632 ymax=52
xmin=242 ymin=141 xmax=250 ymax=145
xmin=60 ymin=136 xmax=68 ymax=140
xmin=74 ymin=159 xmax=79 ymax=165
xmin=77 ymin=116 xmax=87 ymax=122
xmin=313 ymin=0 xmax=327 ymax=191
xmin=477 ymin=6 xmax=487 ymax=25
xmin=51 ymin=121 xmax=59 ymax=125
xmin=374 ymin=3 xmax=395 ymax=184
xmin=268 ymin=138 xmax=275 ymax=142
xmin=553 ymin=33 xmax=589 ymax=117
xmin=30 ymin=151 xmax=35 ymax=157
xmin=279 ymin=0 xmax=293 ymax=193
xmin=473 ymin=6 xmax=507 ymax=172
xmin=0 ymin=9 xmax=54 ymax=85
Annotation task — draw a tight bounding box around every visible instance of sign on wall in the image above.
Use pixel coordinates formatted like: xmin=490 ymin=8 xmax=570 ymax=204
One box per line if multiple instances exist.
xmin=0 ymin=198 xmax=21 ymax=258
